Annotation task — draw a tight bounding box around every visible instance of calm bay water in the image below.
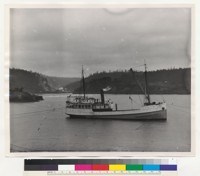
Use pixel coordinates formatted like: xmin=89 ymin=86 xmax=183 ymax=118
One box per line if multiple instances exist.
xmin=10 ymin=94 xmax=191 ymax=152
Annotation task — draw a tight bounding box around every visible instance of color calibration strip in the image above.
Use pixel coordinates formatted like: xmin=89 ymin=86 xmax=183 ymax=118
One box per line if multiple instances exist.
xmin=24 ymin=159 xmax=177 ymax=171
xmin=57 ymin=164 xmax=176 ymax=171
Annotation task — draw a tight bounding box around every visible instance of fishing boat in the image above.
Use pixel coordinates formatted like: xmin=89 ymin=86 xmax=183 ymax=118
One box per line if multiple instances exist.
xmin=65 ymin=65 xmax=167 ymax=120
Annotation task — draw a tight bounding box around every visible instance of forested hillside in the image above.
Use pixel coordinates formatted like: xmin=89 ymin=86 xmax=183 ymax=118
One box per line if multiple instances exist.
xmin=9 ymin=68 xmax=191 ymax=94
xmin=66 ymin=68 xmax=191 ymax=94
xmin=9 ymin=68 xmax=79 ymax=93
xmin=10 ymin=68 xmax=52 ymax=93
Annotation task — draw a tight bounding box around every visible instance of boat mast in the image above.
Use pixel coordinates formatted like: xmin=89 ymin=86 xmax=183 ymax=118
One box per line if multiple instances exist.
xmin=82 ymin=65 xmax=86 ymax=98
xmin=144 ymin=61 xmax=151 ymax=104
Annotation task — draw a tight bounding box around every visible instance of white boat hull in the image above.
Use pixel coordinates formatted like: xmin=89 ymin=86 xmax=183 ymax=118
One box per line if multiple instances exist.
xmin=66 ymin=103 xmax=167 ymax=120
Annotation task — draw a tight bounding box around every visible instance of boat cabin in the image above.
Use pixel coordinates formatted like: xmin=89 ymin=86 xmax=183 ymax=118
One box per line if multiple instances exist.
xmin=66 ymin=95 xmax=113 ymax=111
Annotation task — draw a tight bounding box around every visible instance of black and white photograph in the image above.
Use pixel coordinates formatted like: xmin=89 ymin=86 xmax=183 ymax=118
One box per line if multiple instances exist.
xmin=8 ymin=6 xmax=192 ymax=153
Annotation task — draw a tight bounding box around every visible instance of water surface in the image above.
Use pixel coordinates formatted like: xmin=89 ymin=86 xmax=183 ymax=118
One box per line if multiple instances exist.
xmin=10 ymin=94 xmax=191 ymax=152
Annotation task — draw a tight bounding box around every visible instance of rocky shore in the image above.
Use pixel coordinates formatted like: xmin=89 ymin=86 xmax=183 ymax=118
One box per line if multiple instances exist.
xmin=10 ymin=88 xmax=43 ymax=102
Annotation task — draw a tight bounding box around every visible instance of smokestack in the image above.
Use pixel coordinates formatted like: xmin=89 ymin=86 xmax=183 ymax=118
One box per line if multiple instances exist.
xmin=100 ymin=89 xmax=105 ymax=104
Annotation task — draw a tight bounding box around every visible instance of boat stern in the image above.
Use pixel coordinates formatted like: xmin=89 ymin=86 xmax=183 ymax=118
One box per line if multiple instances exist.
xmin=159 ymin=102 xmax=167 ymax=120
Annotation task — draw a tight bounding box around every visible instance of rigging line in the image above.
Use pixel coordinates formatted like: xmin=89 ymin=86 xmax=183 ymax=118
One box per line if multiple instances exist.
xmin=12 ymin=102 xmax=54 ymax=109
xmin=11 ymin=109 xmax=52 ymax=116
xmin=138 ymin=94 xmax=143 ymax=105
xmin=167 ymin=104 xmax=190 ymax=113
xmin=134 ymin=73 xmax=145 ymax=94
xmin=11 ymin=107 xmax=66 ymax=116
xmin=167 ymin=103 xmax=190 ymax=109
xmin=129 ymin=96 xmax=140 ymax=106
xmin=168 ymin=106 xmax=190 ymax=113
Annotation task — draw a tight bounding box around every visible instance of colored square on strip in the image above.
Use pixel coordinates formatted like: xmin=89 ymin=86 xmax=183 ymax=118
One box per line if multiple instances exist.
xmin=143 ymin=165 xmax=160 ymax=171
xmin=75 ymin=164 xmax=92 ymax=170
xmin=92 ymin=164 xmax=109 ymax=170
xmin=109 ymin=164 xmax=126 ymax=171
xmin=126 ymin=164 xmax=143 ymax=170
xmin=160 ymin=165 xmax=177 ymax=171
xmin=40 ymin=165 xmax=58 ymax=170
xmin=58 ymin=165 xmax=75 ymax=171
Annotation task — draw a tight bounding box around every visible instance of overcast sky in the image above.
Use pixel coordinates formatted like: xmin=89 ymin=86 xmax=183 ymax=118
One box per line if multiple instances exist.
xmin=10 ymin=8 xmax=191 ymax=77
